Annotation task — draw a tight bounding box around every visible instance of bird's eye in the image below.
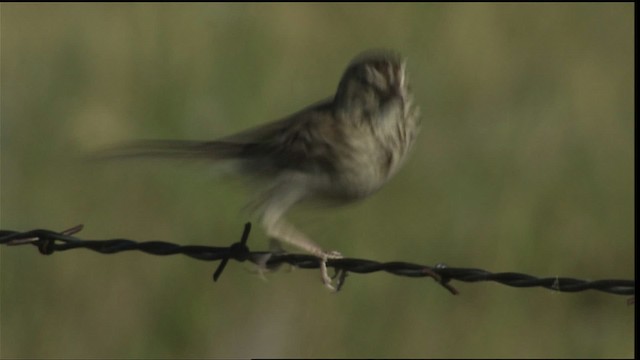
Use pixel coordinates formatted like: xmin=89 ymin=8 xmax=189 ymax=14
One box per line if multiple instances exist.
xmin=373 ymin=61 xmax=390 ymax=74
xmin=362 ymin=63 xmax=389 ymax=89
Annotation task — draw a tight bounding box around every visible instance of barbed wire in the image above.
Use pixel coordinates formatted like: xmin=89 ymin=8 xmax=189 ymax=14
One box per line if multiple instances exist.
xmin=1 ymin=223 xmax=634 ymax=298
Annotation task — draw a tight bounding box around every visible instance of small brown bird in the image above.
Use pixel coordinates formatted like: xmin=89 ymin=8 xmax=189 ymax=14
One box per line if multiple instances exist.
xmin=104 ymin=49 xmax=420 ymax=290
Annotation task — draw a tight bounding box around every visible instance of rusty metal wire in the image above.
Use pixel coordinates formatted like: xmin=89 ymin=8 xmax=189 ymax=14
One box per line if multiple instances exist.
xmin=1 ymin=223 xmax=634 ymax=296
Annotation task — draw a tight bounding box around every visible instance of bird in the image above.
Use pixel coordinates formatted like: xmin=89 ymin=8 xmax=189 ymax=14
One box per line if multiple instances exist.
xmin=101 ymin=49 xmax=420 ymax=290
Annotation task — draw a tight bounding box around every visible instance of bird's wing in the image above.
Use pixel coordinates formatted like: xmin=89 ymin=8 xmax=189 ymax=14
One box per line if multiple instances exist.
xmin=226 ymin=97 xmax=346 ymax=174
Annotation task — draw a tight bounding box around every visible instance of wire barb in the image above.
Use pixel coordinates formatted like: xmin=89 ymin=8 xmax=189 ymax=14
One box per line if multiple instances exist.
xmin=0 ymin=224 xmax=634 ymax=297
xmin=213 ymin=222 xmax=251 ymax=282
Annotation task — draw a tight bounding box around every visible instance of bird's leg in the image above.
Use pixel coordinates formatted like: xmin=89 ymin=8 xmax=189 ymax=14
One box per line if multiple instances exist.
xmin=262 ymin=213 xmax=343 ymax=291
xmin=258 ymin=182 xmax=343 ymax=290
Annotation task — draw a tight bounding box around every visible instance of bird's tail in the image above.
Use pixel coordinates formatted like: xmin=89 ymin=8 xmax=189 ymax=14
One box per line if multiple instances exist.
xmin=93 ymin=139 xmax=246 ymax=161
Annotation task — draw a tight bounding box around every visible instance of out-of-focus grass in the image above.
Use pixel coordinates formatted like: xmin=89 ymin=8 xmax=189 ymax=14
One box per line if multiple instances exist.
xmin=1 ymin=3 xmax=633 ymax=358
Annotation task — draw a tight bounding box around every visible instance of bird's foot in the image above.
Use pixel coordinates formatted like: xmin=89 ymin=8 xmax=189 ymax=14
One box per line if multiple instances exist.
xmin=319 ymin=250 xmax=343 ymax=291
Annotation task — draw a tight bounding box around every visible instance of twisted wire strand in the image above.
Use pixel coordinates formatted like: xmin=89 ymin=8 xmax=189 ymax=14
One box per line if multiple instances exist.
xmin=1 ymin=223 xmax=634 ymax=296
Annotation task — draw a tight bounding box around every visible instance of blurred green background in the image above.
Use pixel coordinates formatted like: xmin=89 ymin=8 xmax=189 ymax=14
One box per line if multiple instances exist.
xmin=1 ymin=3 xmax=634 ymax=358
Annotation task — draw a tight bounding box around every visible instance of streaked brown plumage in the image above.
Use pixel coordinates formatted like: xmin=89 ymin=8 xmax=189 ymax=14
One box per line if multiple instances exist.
xmin=104 ymin=49 xmax=420 ymax=290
